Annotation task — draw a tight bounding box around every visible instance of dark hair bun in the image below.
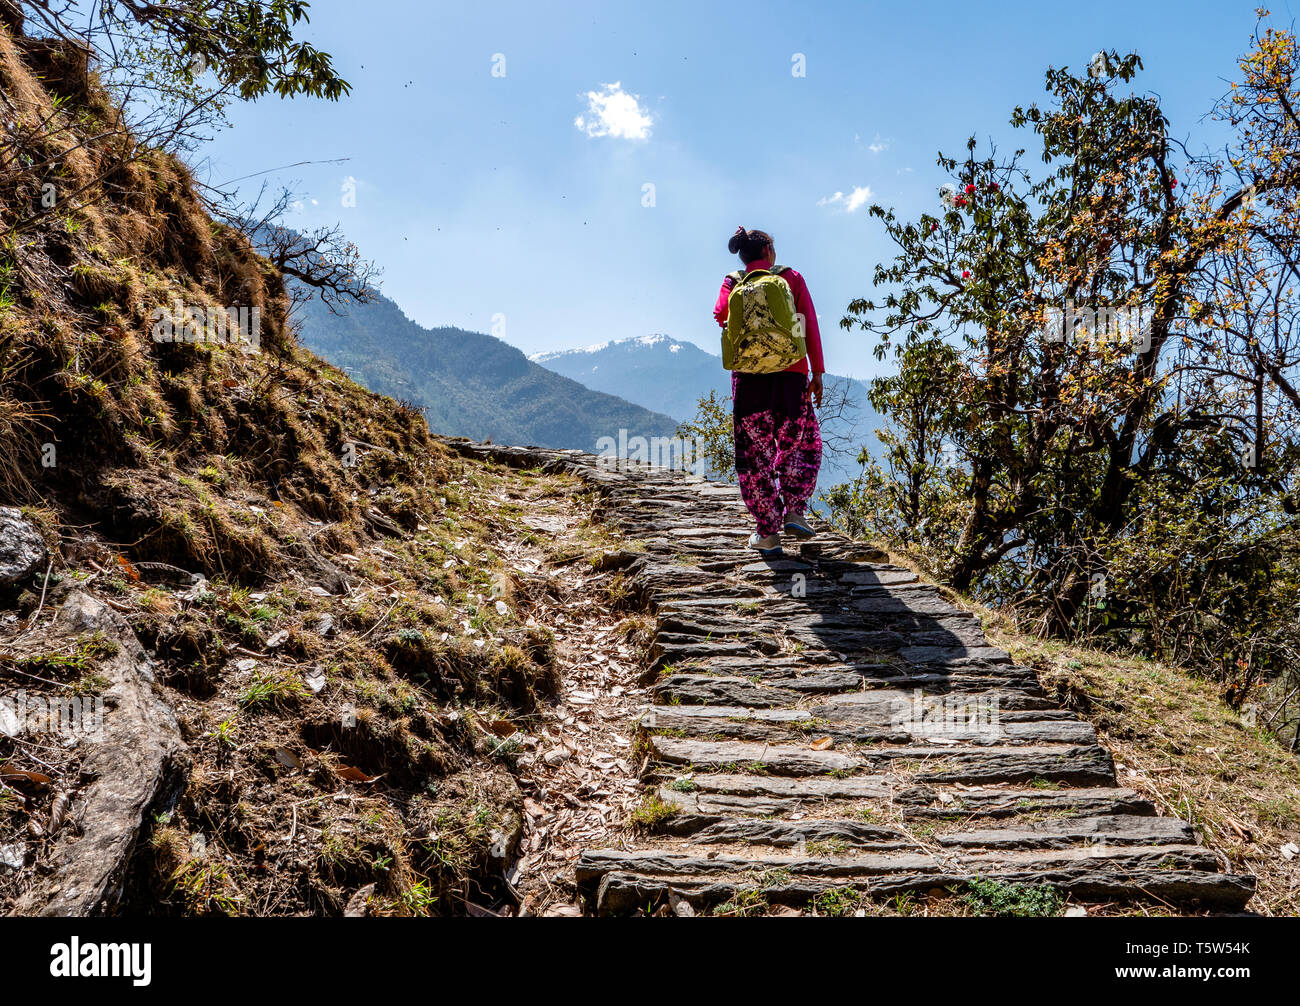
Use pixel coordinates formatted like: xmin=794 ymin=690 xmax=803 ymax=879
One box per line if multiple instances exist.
xmin=727 ymin=227 xmax=775 ymax=264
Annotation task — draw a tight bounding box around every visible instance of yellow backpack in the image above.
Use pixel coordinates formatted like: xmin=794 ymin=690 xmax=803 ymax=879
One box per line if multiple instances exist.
xmin=722 ymin=266 xmax=806 ymax=372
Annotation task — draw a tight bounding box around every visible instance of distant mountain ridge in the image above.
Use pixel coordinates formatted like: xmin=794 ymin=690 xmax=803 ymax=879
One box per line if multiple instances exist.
xmin=293 ymin=291 xmax=679 ymax=451
xmin=531 ymin=334 xmax=882 ymax=491
xmin=531 ymin=334 xmax=724 ymax=421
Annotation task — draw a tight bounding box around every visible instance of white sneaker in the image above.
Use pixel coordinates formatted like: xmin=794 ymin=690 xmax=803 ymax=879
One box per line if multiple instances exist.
xmin=782 ymin=510 xmax=814 ymax=540
xmin=748 ymin=532 xmax=783 ymax=556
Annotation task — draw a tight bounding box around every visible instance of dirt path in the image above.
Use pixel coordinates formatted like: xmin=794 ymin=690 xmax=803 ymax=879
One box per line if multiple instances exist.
xmin=472 ymin=475 xmax=648 ymax=916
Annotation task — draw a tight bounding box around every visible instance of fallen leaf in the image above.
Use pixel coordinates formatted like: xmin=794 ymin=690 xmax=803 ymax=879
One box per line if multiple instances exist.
xmin=0 ymin=766 xmax=52 ymax=786
xmin=49 ymin=791 xmax=69 ymax=833
xmin=810 ymin=736 xmax=834 ymax=751
xmin=115 ymin=554 xmax=141 ymax=582
xmin=336 ymin=765 xmax=378 ymax=783
xmin=273 ymin=747 xmax=303 ymax=771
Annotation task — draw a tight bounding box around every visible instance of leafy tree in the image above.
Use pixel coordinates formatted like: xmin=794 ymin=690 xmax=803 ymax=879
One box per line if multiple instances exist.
xmin=834 ymin=25 xmax=1300 ymax=727
xmin=676 ymin=389 xmax=735 ymax=481
xmin=676 ymin=376 xmax=864 ymax=487
xmin=9 ymin=1 xmax=348 ymax=103
xmin=3 ymin=2 xmax=368 ymax=299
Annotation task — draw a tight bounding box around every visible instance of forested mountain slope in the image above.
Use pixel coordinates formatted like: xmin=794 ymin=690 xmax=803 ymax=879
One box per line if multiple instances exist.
xmin=295 ymin=292 xmax=679 ymax=450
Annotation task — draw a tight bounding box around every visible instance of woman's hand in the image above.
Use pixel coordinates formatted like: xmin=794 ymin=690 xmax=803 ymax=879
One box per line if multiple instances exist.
xmin=807 ymin=372 xmax=823 ymax=408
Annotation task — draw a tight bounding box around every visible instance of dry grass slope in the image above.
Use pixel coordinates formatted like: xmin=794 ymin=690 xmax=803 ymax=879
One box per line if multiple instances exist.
xmin=0 ymin=26 xmax=619 ymax=916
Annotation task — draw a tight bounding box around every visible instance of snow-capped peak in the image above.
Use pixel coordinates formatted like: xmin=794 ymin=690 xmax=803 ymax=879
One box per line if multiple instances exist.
xmin=531 ymin=334 xmax=685 ymax=361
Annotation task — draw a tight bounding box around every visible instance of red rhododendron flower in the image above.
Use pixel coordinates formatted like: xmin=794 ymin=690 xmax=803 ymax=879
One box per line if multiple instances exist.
xmin=962 ymin=269 xmax=971 ymax=279
xmin=965 ymin=184 xmax=976 ymax=194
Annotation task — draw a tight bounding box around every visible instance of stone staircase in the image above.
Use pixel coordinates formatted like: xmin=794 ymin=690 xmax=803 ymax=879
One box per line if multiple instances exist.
xmin=444 ymin=439 xmax=1256 ymax=915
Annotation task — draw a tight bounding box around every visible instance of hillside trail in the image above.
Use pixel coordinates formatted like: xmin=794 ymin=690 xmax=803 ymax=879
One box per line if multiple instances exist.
xmin=449 ymin=438 xmax=1256 ymax=917
xmin=478 ymin=484 xmax=647 ymax=916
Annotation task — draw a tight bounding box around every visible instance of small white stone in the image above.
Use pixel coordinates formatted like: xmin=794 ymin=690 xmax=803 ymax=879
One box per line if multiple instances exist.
xmin=0 ymin=843 xmax=25 ymax=871
xmin=0 ymin=701 xmax=21 ymax=738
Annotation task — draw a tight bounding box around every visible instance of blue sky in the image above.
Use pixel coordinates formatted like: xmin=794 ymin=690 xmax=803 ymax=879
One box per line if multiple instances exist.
xmin=199 ymin=0 xmax=1280 ymax=382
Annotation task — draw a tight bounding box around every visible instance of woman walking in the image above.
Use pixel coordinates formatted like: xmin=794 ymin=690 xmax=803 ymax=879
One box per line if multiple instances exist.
xmin=713 ymin=226 xmax=824 ymax=557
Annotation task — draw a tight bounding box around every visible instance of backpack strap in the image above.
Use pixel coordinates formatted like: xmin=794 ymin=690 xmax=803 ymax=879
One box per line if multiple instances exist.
xmin=739 ymin=265 xmax=786 ymax=278
xmin=733 ymin=267 xmax=773 ymax=286
xmin=729 ymin=265 xmax=786 ymax=289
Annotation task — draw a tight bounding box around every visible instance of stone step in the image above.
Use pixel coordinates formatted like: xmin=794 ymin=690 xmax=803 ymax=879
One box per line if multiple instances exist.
xmin=660 ymin=776 xmax=1155 ymax=822
xmin=662 ymin=660 xmax=1047 ymax=695
xmin=815 ymin=690 xmax=1060 ymax=713
xmin=894 ymin=784 xmax=1157 ymax=819
xmin=653 ymin=675 xmax=804 ymax=708
xmin=653 ymin=666 xmax=1046 ymax=703
xmin=677 ymin=771 xmax=897 ymax=801
xmin=835 ymin=568 xmax=922 ymax=587
xmin=937 ymin=814 xmax=1194 ymax=849
xmin=647 ymin=736 xmax=1117 ymax=786
xmin=644 ymin=704 xmax=1097 ymax=747
xmin=585 ymin=866 xmax=1255 ymax=915
xmin=576 ymin=843 xmax=1219 ymax=887
xmin=611 ymin=812 xmax=1194 ymax=856
xmin=682 ymin=817 xmax=914 ymax=849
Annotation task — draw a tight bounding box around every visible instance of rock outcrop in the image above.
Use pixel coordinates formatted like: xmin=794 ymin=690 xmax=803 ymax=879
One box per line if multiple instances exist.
xmin=12 ymin=592 xmax=187 ymax=916
xmin=0 ymin=508 xmax=45 ymax=587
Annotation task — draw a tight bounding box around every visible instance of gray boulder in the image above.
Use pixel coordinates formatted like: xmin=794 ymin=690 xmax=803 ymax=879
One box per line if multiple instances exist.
xmin=0 ymin=506 xmax=47 ymax=586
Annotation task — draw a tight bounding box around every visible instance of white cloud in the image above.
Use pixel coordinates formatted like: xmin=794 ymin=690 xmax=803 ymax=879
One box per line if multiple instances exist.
xmin=818 ymin=185 xmax=873 ymax=213
xmin=574 ymin=82 xmax=652 ymax=140
xmin=868 ymin=141 xmax=888 ymax=154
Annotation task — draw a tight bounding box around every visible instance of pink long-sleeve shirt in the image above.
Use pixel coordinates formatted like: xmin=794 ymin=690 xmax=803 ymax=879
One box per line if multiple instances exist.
xmin=712 ymin=258 xmax=825 ymax=375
